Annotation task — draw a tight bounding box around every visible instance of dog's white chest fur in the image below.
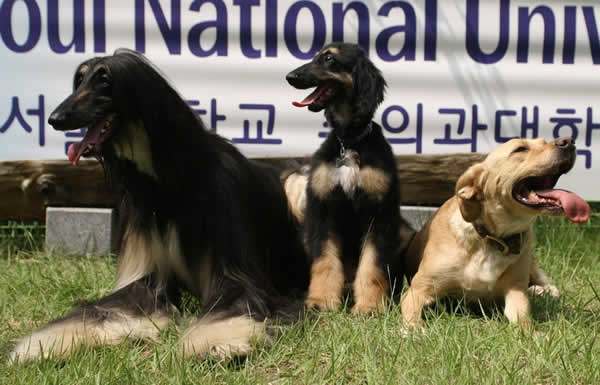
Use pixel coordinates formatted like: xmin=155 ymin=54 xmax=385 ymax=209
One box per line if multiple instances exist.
xmin=310 ymin=150 xmax=391 ymax=200
xmin=332 ymin=163 xmax=360 ymax=195
xmin=463 ymin=248 xmax=518 ymax=293
xmin=310 ymin=150 xmax=360 ymax=198
xmin=450 ymin=211 xmax=519 ymax=294
xmin=331 ymin=150 xmax=360 ymax=195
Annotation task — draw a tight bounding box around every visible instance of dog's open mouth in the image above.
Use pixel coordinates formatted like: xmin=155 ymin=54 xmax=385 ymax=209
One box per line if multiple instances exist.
xmin=67 ymin=114 xmax=114 ymax=165
xmin=513 ymin=173 xmax=590 ymax=223
xmin=292 ymin=83 xmax=337 ymax=111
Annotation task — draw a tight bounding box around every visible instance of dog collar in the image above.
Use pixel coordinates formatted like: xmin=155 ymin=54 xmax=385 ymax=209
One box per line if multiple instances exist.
xmin=473 ymin=223 xmax=524 ymax=255
xmin=335 ymin=121 xmax=373 ymax=160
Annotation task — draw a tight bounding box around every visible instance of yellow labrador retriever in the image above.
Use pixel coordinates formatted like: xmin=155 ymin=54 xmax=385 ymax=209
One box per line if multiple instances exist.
xmin=402 ymin=137 xmax=590 ymax=329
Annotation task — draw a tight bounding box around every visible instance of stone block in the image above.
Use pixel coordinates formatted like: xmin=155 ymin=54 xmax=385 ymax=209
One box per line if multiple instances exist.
xmin=401 ymin=205 xmax=438 ymax=231
xmin=45 ymin=207 xmax=118 ymax=256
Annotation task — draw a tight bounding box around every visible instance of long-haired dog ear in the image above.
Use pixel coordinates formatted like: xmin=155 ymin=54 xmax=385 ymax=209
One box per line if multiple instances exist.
xmin=455 ymin=163 xmax=485 ymax=223
xmin=352 ymin=51 xmax=386 ymax=121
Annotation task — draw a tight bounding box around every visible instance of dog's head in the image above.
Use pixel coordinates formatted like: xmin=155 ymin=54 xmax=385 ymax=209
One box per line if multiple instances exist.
xmin=48 ymin=56 xmax=116 ymax=165
xmin=48 ymin=49 xmax=168 ymax=166
xmin=286 ymin=43 xmax=386 ymax=127
xmin=455 ymin=137 xmax=590 ymax=231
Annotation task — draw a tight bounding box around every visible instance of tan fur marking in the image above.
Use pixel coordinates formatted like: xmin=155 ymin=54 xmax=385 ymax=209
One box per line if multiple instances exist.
xmin=340 ymin=72 xmax=352 ymax=84
xmin=319 ymin=47 xmax=340 ymax=56
xmin=352 ymin=237 xmax=388 ymax=314
xmin=310 ymin=163 xmax=335 ymax=199
xmin=325 ymin=71 xmax=353 ymax=87
xmin=358 ymin=167 xmax=390 ymax=200
xmin=311 ymin=152 xmax=361 ymax=199
xmin=306 ymin=237 xmax=344 ymax=311
xmin=92 ymin=63 xmax=106 ymax=73
xmin=160 ymin=224 xmax=195 ymax=289
xmin=111 ymin=121 xmax=157 ymax=179
xmin=195 ymin=255 xmax=213 ymax=303
xmin=75 ymin=90 xmax=90 ymax=101
xmin=180 ymin=315 xmax=268 ymax=359
xmin=10 ymin=311 xmax=171 ymax=363
xmin=114 ymin=222 xmax=199 ymax=296
xmin=114 ymin=222 xmax=160 ymax=291
xmin=284 ymin=171 xmax=308 ymax=223
xmin=79 ymin=64 xmax=89 ymax=74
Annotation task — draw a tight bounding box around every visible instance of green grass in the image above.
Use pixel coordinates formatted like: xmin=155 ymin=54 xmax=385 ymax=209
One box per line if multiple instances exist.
xmin=0 ymin=216 xmax=598 ymax=384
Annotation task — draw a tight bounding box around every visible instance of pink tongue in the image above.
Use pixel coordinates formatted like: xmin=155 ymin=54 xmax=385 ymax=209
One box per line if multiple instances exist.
xmin=292 ymin=85 xmax=328 ymax=107
xmin=66 ymin=121 xmax=104 ymax=165
xmin=536 ymin=189 xmax=591 ymax=223
xmin=67 ymin=142 xmax=83 ymax=165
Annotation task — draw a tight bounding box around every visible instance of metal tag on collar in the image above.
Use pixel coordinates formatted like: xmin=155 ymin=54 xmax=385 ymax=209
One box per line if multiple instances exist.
xmin=485 ymin=234 xmax=510 ymax=255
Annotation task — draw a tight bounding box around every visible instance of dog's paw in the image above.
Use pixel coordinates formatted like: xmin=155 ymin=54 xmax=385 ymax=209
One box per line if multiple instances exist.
xmin=528 ymin=284 xmax=560 ymax=298
xmin=351 ymin=301 xmax=383 ymax=315
xmin=305 ymin=297 xmax=342 ymax=312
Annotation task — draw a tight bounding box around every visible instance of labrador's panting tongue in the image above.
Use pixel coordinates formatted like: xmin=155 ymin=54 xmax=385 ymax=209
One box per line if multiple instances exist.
xmin=536 ymin=189 xmax=591 ymax=223
xmin=292 ymin=85 xmax=329 ymax=107
xmin=66 ymin=121 xmax=104 ymax=165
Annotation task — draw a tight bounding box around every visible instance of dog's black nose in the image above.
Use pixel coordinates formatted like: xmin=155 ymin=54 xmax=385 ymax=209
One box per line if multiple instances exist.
xmin=48 ymin=112 xmax=64 ymax=126
xmin=554 ymin=137 xmax=575 ymax=148
xmin=48 ymin=111 xmax=70 ymax=129
xmin=286 ymin=72 xmax=298 ymax=84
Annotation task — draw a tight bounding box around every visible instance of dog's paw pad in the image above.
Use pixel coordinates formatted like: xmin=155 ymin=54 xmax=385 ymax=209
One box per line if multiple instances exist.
xmin=305 ymin=297 xmax=341 ymax=312
xmin=528 ymin=285 xmax=560 ymax=298
xmin=351 ymin=302 xmax=383 ymax=315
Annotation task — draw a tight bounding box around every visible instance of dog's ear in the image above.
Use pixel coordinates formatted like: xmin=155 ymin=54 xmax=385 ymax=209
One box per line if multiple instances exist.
xmin=455 ymin=163 xmax=485 ymax=222
xmin=353 ymin=51 xmax=386 ymax=120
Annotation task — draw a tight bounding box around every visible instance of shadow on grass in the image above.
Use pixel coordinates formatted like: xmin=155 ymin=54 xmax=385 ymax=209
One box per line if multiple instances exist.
xmin=420 ymin=293 xmax=564 ymax=325
xmin=0 ymin=222 xmax=44 ymax=258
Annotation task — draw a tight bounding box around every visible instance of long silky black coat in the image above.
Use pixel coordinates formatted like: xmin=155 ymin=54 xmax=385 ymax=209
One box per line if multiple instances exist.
xmin=10 ymin=50 xmax=309 ymax=362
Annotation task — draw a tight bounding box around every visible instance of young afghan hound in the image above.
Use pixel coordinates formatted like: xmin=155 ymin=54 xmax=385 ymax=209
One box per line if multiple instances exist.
xmin=284 ymin=43 xmax=414 ymax=314
xmin=10 ymin=49 xmax=309 ymax=362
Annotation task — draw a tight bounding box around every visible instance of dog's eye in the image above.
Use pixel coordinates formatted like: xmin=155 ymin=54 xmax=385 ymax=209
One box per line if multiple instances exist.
xmin=512 ymin=146 xmax=528 ymax=154
xmin=96 ymin=72 xmax=111 ymax=89
xmin=324 ymin=54 xmax=333 ymax=62
xmin=94 ymin=67 xmax=110 ymax=85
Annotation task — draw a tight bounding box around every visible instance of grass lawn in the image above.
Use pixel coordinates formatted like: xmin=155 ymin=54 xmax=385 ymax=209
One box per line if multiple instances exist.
xmin=0 ymin=216 xmax=598 ymax=384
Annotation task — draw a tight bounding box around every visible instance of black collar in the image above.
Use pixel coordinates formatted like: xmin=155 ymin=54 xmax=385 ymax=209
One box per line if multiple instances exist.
xmin=335 ymin=121 xmax=373 ymax=159
xmin=473 ymin=223 xmax=525 ymax=255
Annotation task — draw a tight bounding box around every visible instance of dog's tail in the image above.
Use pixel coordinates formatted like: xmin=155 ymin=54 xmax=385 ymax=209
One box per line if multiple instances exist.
xmin=279 ymin=159 xmax=308 ymax=181
xmin=280 ymin=162 xmax=310 ymax=224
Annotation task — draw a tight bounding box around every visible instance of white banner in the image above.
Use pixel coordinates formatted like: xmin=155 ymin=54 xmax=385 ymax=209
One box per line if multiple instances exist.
xmin=1 ymin=0 xmax=598 ymax=199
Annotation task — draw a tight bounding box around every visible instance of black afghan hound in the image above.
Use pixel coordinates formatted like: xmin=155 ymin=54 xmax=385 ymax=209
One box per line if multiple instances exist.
xmin=10 ymin=49 xmax=309 ymax=362
xmin=283 ymin=43 xmax=414 ymax=314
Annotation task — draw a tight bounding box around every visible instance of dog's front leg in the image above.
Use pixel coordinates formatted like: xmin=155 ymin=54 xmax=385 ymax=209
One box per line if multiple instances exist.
xmin=400 ymin=278 xmax=434 ymax=329
xmin=352 ymin=235 xmax=389 ymax=314
xmin=504 ymin=288 xmax=531 ymax=329
xmin=305 ymin=235 xmax=345 ymax=311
